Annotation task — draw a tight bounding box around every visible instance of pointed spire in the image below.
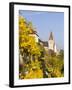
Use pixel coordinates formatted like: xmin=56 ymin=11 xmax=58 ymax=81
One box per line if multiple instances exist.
xmin=49 ymin=32 xmax=54 ymax=40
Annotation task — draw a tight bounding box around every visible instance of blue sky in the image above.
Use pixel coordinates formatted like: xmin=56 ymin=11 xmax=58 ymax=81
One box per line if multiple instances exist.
xmin=19 ymin=10 xmax=64 ymax=49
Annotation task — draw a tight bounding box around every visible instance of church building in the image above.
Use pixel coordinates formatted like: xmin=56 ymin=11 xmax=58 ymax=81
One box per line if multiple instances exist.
xmin=48 ymin=32 xmax=57 ymax=53
xmin=29 ymin=29 xmax=58 ymax=53
xmin=39 ymin=32 xmax=57 ymax=53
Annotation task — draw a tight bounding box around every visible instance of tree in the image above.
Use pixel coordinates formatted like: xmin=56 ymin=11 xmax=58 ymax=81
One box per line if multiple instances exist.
xmin=19 ymin=16 xmax=41 ymax=59
xmin=59 ymin=49 xmax=64 ymax=59
xmin=44 ymin=49 xmax=64 ymax=78
xmin=19 ymin=16 xmax=43 ymax=79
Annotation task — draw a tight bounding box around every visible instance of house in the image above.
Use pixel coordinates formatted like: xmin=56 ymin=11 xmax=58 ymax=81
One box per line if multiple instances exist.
xmin=39 ymin=39 xmax=48 ymax=51
xmin=29 ymin=29 xmax=39 ymax=42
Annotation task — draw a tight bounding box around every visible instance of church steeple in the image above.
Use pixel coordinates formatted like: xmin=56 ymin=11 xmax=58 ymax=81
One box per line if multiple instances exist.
xmin=49 ymin=32 xmax=54 ymax=40
xmin=48 ymin=32 xmax=55 ymax=51
xmin=48 ymin=32 xmax=57 ymax=53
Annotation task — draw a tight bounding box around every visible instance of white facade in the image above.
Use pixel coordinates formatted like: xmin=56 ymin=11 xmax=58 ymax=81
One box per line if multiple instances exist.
xmin=29 ymin=34 xmax=39 ymax=42
xmin=48 ymin=40 xmax=54 ymax=50
xmin=54 ymin=44 xmax=57 ymax=53
xmin=34 ymin=34 xmax=39 ymax=42
xmin=48 ymin=32 xmax=57 ymax=53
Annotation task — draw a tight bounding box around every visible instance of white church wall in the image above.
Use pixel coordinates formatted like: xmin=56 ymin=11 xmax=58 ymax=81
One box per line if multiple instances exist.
xmin=48 ymin=40 xmax=55 ymax=50
xmin=54 ymin=44 xmax=57 ymax=53
xmin=29 ymin=34 xmax=39 ymax=42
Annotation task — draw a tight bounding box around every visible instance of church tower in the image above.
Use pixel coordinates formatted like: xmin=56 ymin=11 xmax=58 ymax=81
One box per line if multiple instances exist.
xmin=48 ymin=32 xmax=55 ymax=51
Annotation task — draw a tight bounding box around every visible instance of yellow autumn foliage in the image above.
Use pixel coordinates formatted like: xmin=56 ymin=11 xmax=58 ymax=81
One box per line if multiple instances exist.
xmin=24 ymin=69 xmax=43 ymax=79
xmin=53 ymin=68 xmax=61 ymax=77
xmin=19 ymin=16 xmax=41 ymax=56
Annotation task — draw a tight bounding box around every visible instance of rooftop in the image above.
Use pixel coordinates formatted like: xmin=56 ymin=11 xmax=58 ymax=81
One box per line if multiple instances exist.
xmin=49 ymin=32 xmax=54 ymax=40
